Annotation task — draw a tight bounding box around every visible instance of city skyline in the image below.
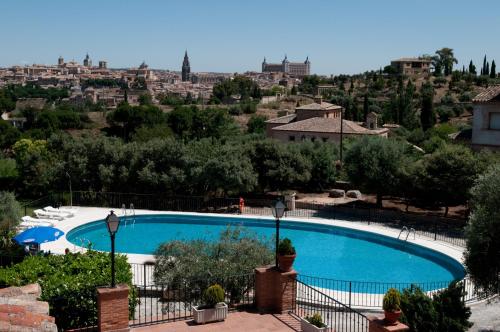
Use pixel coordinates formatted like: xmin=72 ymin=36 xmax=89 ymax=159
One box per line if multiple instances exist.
xmin=0 ymin=0 xmax=499 ymax=75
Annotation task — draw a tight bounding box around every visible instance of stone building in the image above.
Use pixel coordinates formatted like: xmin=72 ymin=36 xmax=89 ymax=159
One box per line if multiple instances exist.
xmin=266 ymin=99 xmax=388 ymax=143
xmin=471 ymin=85 xmax=500 ymax=150
xmin=262 ymin=55 xmax=310 ymax=77
xmin=182 ymin=50 xmax=191 ymax=82
xmin=390 ymin=58 xmax=431 ymax=75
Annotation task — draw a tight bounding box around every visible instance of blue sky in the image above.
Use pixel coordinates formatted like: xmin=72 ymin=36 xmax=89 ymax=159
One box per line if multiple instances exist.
xmin=0 ymin=0 xmax=498 ymax=75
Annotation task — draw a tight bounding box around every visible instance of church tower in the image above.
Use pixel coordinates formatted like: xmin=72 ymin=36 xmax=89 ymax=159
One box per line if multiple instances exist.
xmin=182 ymin=50 xmax=191 ymax=82
xmin=83 ymin=53 xmax=92 ymax=67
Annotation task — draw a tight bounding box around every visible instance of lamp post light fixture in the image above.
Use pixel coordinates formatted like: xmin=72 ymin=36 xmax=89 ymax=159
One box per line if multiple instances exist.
xmin=105 ymin=210 xmax=120 ymax=288
xmin=271 ymin=200 xmax=286 ymax=268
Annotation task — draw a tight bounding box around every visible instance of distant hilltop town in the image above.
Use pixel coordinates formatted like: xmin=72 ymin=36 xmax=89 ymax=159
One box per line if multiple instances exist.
xmin=0 ymin=52 xmax=313 ymax=109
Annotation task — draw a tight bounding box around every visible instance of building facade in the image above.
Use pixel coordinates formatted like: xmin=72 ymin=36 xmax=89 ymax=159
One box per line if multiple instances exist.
xmin=182 ymin=51 xmax=191 ymax=82
xmin=266 ymin=100 xmax=388 ymax=143
xmin=471 ymin=86 xmax=500 ymax=151
xmin=390 ymin=58 xmax=431 ymax=75
xmin=262 ymin=56 xmax=310 ymax=77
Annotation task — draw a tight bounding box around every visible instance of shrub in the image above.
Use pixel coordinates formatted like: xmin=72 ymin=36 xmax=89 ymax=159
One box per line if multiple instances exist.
xmin=400 ymin=286 xmax=438 ymax=331
xmin=202 ymin=284 xmax=225 ymax=307
xmin=278 ymin=238 xmax=296 ymax=255
xmin=383 ymin=288 xmax=401 ymax=312
xmin=305 ymin=313 xmax=326 ymax=328
xmin=400 ymin=283 xmax=472 ymax=332
xmin=0 ymin=251 xmax=136 ymax=330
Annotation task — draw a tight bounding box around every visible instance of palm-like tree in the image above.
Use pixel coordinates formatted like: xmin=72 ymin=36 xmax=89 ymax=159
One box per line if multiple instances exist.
xmin=435 ymin=48 xmax=458 ymax=76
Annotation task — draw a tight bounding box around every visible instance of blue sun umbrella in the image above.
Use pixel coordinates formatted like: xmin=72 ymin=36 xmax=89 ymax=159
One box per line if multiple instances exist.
xmin=13 ymin=226 xmax=65 ymax=245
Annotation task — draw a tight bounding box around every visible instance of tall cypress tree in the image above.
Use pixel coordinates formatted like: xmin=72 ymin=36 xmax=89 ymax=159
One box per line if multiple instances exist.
xmin=482 ymin=55 xmax=487 ymax=76
xmin=469 ymin=60 xmax=476 ymax=75
xmin=491 ymin=60 xmax=497 ymax=78
xmin=420 ymin=82 xmax=435 ymax=131
xmin=486 ymin=62 xmax=490 ymax=76
xmin=363 ymin=93 xmax=369 ymax=121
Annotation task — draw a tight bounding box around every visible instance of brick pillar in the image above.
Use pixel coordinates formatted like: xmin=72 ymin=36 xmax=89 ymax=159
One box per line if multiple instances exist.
xmin=97 ymin=284 xmax=130 ymax=332
xmin=255 ymin=266 xmax=297 ymax=314
xmin=368 ymin=316 xmax=409 ymax=332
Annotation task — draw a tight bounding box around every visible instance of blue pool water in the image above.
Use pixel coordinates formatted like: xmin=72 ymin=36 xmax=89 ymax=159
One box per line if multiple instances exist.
xmin=67 ymin=214 xmax=465 ymax=288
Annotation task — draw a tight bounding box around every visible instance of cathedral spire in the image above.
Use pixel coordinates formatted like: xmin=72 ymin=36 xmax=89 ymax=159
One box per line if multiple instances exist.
xmin=182 ymin=50 xmax=191 ymax=82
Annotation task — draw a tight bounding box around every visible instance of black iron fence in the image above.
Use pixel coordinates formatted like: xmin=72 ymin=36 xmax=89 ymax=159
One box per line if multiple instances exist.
xmin=64 ymin=191 xmax=466 ymax=247
xmin=294 ymin=279 xmax=369 ymax=332
xmin=297 ymin=274 xmax=485 ymax=309
xmin=130 ymin=273 xmax=255 ymax=327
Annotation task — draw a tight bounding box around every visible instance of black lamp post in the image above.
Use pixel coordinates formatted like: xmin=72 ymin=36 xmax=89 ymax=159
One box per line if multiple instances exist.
xmin=105 ymin=210 xmax=120 ymax=288
xmin=271 ymin=200 xmax=286 ymax=268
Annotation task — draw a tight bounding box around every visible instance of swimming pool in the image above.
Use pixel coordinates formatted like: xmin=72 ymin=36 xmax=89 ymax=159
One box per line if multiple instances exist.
xmin=67 ymin=214 xmax=465 ymax=290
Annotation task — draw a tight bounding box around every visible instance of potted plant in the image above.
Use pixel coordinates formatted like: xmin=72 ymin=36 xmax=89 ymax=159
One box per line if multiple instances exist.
xmin=277 ymin=238 xmax=296 ymax=272
xmin=300 ymin=313 xmax=328 ymax=332
xmin=383 ymin=288 xmax=402 ymax=325
xmin=192 ymin=284 xmax=228 ymax=324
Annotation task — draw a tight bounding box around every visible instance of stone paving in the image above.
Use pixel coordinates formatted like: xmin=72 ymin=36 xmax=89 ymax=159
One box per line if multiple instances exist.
xmin=131 ymin=311 xmax=299 ymax=332
xmin=469 ymin=296 xmax=500 ymax=332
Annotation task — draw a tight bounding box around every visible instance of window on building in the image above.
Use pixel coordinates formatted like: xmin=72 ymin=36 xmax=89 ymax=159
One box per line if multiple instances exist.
xmin=289 ymin=136 xmax=295 ymax=141
xmin=489 ymin=112 xmax=500 ymax=130
xmin=322 ymin=137 xmax=328 ymax=142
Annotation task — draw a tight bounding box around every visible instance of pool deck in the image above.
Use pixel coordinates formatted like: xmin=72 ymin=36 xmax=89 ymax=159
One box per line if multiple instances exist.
xmin=40 ymin=206 xmax=465 ymax=266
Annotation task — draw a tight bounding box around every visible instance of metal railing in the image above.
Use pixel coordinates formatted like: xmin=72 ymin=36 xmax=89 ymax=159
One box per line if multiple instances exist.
xmin=294 ymin=279 xmax=369 ymax=332
xmin=297 ymin=274 xmax=486 ymax=308
xmin=130 ymin=273 xmax=255 ymax=327
xmin=65 ymin=191 xmax=467 ymax=247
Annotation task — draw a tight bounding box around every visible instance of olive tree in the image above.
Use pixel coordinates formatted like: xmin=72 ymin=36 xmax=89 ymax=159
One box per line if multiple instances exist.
xmin=344 ymin=136 xmax=408 ymax=207
xmin=154 ymin=227 xmax=273 ymax=302
xmin=465 ymin=164 xmax=500 ymax=294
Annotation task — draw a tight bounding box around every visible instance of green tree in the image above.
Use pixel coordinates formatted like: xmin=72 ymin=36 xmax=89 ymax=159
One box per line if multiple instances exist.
xmin=138 ymin=93 xmax=153 ymax=105
xmin=420 ymin=82 xmax=435 ymax=130
xmin=0 ymin=192 xmax=22 ymax=251
xmin=464 ymin=163 xmax=500 ymax=294
xmin=247 ymin=115 xmax=267 ymax=134
xmin=468 ymin=60 xmax=477 ymax=75
xmin=344 ymin=136 xmax=408 ymax=207
xmin=490 ymin=60 xmax=496 ymax=78
xmin=481 ymin=55 xmax=487 ymax=75
xmin=435 ymin=47 xmax=458 ymax=76
xmin=416 ymin=144 xmax=478 ymax=216
xmin=290 ymin=85 xmax=297 ymax=95
xmin=0 ymin=119 xmax=20 ymax=149
xmin=154 ymin=227 xmax=273 ymax=301
xmin=0 ymin=159 xmax=18 ymax=191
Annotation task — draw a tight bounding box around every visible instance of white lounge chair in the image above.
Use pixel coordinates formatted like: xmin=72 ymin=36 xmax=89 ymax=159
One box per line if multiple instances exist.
xmin=20 ymin=220 xmax=54 ymax=229
xmin=22 ymin=216 xmax=56 ymax=224
xmin=34 ymin=209 xmax=65 ymax=221
xmin=43 ymin=206 xmax=75 ymax=217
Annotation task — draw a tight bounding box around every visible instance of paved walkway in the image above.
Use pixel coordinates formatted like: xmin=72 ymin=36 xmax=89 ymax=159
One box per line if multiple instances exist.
xmin=131 ymin=311 xmax=299 ymax=332
xmin=469 ymin=296 xmax=500 ymax=332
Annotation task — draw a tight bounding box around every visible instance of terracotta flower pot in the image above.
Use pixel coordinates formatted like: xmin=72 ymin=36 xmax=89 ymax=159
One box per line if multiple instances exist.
xmin=384 ymin=310 xmax=402 ymax=325
xmin=278 ymin=254 xmax=296 ymax=272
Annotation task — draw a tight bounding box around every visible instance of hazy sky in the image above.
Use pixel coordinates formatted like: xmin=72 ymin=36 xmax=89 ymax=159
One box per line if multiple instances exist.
xmin=1 ymin=0 xmax=499 ymax=75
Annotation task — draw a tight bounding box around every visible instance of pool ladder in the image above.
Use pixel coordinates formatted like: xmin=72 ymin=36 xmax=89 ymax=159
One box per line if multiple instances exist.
xmin=398 ymin=226 xmax=416 ymax=241
xmin=121 ymin=203 xmax=136 ymax=228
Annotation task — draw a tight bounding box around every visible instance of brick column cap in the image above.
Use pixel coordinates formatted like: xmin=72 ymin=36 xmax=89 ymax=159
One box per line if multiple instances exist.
xmin=255 ymin=266 xmax=297 ymax=276
xmin=97 ymin=284 xmax=129 ymax=300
